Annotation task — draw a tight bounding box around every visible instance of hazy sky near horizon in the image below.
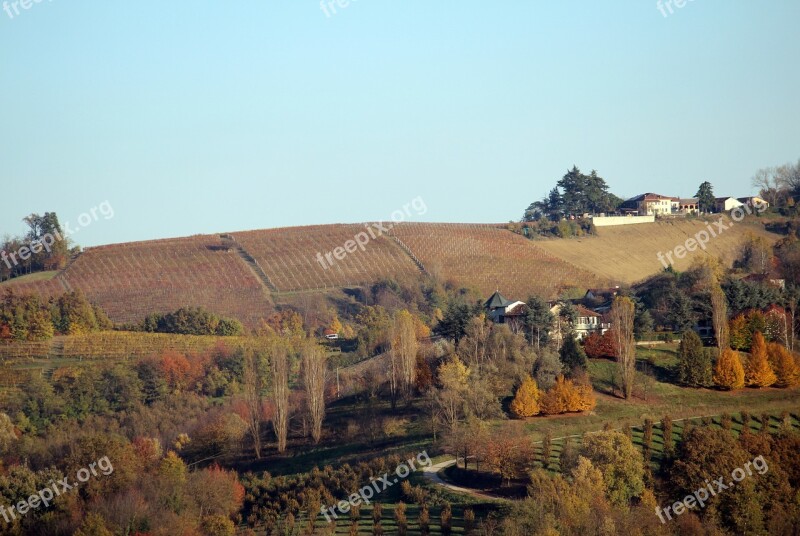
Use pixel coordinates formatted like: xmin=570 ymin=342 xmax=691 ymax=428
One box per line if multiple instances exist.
xmin=2 ymin=1 xmax=799 ymax=247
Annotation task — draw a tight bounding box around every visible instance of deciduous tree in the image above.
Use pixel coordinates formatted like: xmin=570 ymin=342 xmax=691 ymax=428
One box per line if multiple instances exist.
xmin=510 ymin=375 xmax=540 ymax=418
xmin=611 ymin=297 xmax=636 ymax=399
xmin=302 ymin=340 xmax=328 ymax=444
xmin=766 ymin=342 xmax=800 ymax=387
xmin=713 ymin=349 xmax=745 ymax=390
xmin=744 ymin=332 xmax=777 ymax=387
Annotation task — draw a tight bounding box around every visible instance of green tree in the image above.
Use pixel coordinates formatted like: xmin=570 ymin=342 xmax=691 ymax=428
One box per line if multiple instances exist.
xmin=559 ymin=333 xmax=587 ymax=375
xmin=580 ymin=430 xmax=645 ymax=507
xmin=677 ymin=330 xmax=712 ymax=387
xmin=696 ymin=181 xmax=716 ymax=213
xmin=524 ymin=295 xmax=554 ymax=349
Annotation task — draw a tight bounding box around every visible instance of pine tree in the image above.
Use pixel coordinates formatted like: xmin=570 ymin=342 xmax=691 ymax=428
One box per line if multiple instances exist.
xmin=510 ymin=375 xmax=541 ymax=418
xmin=744 ymin=332 xmax=777 ymax=387
xmin=677 ymin=330 xmax=712 ymax=387
xmin=713 ymin=349 xmax=745 ymax=390
xmin=559 ymin=332 xmax=588 ymax=374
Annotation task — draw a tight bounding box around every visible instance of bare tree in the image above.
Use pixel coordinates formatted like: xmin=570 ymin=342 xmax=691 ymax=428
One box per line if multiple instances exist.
xmin=302 ymin=340 xmax=328 ymax=444
xmin=271 ymin=337 xmax=290 ymax=453
xmin=388 ymin=310 xmax=419 ymax=409
xmin=751 ymin=166 xmax=786 ymax=207
xmin=777 ymin=159 xmax=800 ymax=196
xmin=241 ymin=347 xmax=267 ymax=458
xmin=611 ymin=297 xmax=636 ymax=399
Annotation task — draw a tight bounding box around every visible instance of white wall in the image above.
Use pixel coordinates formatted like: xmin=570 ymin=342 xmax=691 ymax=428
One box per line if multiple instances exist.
xmin=592 ymin=215 xmax=655 ymax=227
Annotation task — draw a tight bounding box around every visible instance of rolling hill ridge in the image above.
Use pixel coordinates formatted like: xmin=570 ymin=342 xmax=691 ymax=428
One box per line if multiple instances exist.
xmin=1 ymin=220 xmax=779 ymax=328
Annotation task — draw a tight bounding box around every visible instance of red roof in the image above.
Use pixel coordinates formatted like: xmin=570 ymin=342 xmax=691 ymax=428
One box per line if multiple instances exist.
xmin=575 ymin=305 xmax=601 ymax=318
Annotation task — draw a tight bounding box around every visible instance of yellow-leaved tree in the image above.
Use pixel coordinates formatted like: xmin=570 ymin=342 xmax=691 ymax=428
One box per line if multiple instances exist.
xmin=713 ymin=349 xmax=745 ymax=390
xmin=744 ymin=332 xmax=777 ymax=388
xmin=767 ymin=342 xmax=800 ymax=388
xmin=510 ymin=375 xmax=540 ymax=418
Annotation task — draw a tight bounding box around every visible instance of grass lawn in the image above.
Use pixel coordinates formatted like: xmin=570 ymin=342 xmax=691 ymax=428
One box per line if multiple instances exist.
xmin=518 ymin=344 xmax=800 ymax=443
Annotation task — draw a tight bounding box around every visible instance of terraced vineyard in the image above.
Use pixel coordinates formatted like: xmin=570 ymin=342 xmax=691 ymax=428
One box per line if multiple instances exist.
xmin=0 ymin=332 xmax=256 ymax=363
xmin=232 ymin=225 xmax=421 ymax=292
xmin=3 ymin=220 xmax=771 ymax=328
xmin=389 ymin=223 xmax=606 ymax=299
xmin=2 ymin=235 xmax=274 ymax=328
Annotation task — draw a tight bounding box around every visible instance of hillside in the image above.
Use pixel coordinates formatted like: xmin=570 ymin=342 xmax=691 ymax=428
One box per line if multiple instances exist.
xmin=2 ymin=235 xmax=274 ymax=328
xmin=388 ymin=223 xmax=604 ymax=299
xmin=1 ymin=219 xmax=780 ymax=327
xmin=536 ymin=218 xmax=781 ymax=284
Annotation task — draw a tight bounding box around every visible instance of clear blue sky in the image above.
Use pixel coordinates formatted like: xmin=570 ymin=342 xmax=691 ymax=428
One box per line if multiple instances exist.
xmin=2 ymin=0 xmax=798 ymax=247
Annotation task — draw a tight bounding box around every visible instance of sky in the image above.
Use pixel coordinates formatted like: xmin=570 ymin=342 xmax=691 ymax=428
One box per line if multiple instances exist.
xmin=1 ymin=0 xmax=799 ymax=247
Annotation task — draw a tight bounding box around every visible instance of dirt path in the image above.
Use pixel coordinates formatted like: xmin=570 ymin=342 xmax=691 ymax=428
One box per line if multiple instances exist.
xmin=422 ymin=459 xmax=506 ymax=502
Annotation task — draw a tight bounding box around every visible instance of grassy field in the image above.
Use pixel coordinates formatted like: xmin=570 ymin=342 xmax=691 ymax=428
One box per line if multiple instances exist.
xmin=517 ymin=343 xmax=800 ymax=443
xmin=536 ymin=217 xmax=780 ymax=284
xmin=0 ymin=270 xmax=60 ymax=285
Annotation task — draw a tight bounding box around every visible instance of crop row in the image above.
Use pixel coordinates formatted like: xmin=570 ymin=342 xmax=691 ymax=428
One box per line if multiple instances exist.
xmin=234 ymin=225 xmax=420 ymax=292
xmin=389 ymin=223 xmax=603 ymax=299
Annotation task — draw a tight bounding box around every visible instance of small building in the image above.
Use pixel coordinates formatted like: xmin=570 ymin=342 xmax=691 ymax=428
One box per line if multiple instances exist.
xmin=678 ymin=198 xmax=699 ymax=214
xmin=737 ymin=196 xmax=770 ymax=209
xmin=484 ymin=291 xmax=526 ymax=329
xmin=715 ymin=197 xmax=744 ymax=213
xmin=742 ymin=273 xmax=786 ymax=290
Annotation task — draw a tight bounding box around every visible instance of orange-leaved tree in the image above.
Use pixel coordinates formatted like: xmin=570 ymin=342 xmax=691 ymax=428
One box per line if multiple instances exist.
xmin=744 ymin=332 xmax=777 ymax=388
xmin=713 ymin=349 xmax=745 ymax=390
xmin=510 ymin=375 xmax=541 ymax=418
xmin=766 ymin=342 xmax=800 ymax=388
xmin=539 ymin=375 xmax=595 ymax=415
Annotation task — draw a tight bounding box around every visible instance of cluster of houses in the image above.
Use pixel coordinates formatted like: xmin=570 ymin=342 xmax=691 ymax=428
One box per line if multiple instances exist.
xmin=619 ymin=193 xmax=769 ymax=217
xmin=484 ymin=289 xmax=617 ymax=341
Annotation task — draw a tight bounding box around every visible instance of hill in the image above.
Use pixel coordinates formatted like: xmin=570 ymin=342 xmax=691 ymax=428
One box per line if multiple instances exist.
xmin=0 ymin=219 xmax=781 ymax=327
xmin=536 ymin=218 xmax=781 ymax=284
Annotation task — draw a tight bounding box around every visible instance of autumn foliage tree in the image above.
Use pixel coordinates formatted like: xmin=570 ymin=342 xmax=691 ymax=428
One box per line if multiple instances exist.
xmin=510 ymin=375 xmax=540 ymax=418
xmin=539 ymin=374 xmax=595 ymax=415
xmin=766 ymin=342 xmax=799 ymax=387
xmin=713 ymin=349 xmax=745 ymax=390
xmin=302 ymin=339 xmax=328 ymax=444
xmin=583 ymin=329 xmax=616 ymax=359
xmin=270 ymin=337 xmax=291 ymax=453
xmin=744 ymin=332 xmax=777 ymax=387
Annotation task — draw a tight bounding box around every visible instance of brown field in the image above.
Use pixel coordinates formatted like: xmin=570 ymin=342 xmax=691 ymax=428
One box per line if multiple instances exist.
xmin=536 ymin=218 xmax=781 ymax=284
xmin=389 ymin=223 xmax=606 ymax=299
xmin=232 ymin=224 xmax=421 ymax=292
xmin=0 ymin=219 xmax=780 ymax=327
xmin=2 ymin=235 xmax=274 ymax=328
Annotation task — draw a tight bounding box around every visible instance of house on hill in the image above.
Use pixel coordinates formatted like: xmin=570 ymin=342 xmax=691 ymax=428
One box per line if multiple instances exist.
xmin=678 ymin=198 xmax=699 ymax=214
xmin=620 ymin=193 xmax=679 ymax=216
xmin=738 ymin=196 xmax=770 ymax=209
xmin=549 ymin=302 xmax=611 ymax=341
xmin=584 ymin=287 xmax=620 ymax=304
xmin=484 ymin=291 xmax=527 ymax=331
xmin=715 ymin=197 xmax=744 ymax=212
